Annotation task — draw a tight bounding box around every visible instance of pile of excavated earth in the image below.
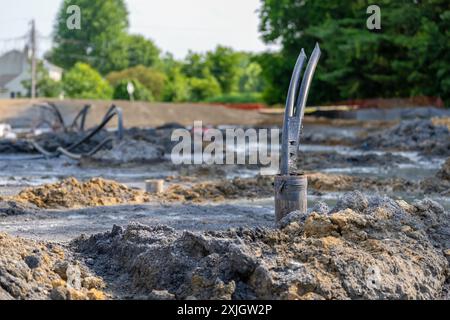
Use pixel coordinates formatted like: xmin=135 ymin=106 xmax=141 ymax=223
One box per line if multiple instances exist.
xmin=0 ymin=173 xmax=423 ymax=211
xmin=0 ymin=116 xmax=448 ymax=300
xmin=1 ymin=178 xmax=150 ymax=209
xmin=359 ymin=119 xmax=450 ymax=156
xmin=1 ymin=191 xmax=448 ymax=300
xmin=111 ymin=191 xmax=448 ymax=299
xmin=0 ymin=232 xmax=106 ymax=300
xmin=161 ymin=173 xmax=419 ymax=202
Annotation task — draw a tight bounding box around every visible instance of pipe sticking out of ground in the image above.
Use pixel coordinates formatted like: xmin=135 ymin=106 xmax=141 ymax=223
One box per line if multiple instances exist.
xmin=275 ymin=44 xmax=321 ymax=224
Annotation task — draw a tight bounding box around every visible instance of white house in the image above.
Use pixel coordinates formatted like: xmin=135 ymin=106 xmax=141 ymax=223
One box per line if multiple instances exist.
xmin=0 ymin=48 xmax=63 ymax=99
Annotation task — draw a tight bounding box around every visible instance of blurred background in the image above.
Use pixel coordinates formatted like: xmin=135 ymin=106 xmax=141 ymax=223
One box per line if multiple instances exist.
xmin=0 ymin=0 xmax=449 ymax=261
xmin=0 ymin=0 xmax=448 ymax=107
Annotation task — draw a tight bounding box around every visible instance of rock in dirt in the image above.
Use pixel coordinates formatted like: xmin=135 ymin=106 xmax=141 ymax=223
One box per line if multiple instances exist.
xmin=0 ymin=233 xmax=105 ymax=300
xmin=359 ymin=119 xmax=450 ymax=156
xmin=73 ymin=192 xmax=449 ymax=300
xmin=7 ymin=177 xmax=151 ymax=209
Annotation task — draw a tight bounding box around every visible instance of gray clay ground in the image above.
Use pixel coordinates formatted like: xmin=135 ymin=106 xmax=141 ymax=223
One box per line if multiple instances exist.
xmin=0 ymin=121 xmax=449 ymax=241
xmin=0 ymin=113 xmax=449 ymax=300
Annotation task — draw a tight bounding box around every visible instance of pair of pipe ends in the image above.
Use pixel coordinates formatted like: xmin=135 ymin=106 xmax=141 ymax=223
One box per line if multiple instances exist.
xmin=275 ymin=43 xmax=321 ymax=224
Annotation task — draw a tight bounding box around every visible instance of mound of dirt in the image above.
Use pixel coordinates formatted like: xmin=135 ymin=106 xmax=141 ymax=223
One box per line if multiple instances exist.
xmin=308 ymin=172 xmax=417 ymax=193
xmin=0 ymin=172 xmax=424 ymax=211
xmin=73 ymin=192 xmax=449 ymax=300
xmin=160 ymin=176 xmax=273 ymax=202
xmin=360 ymin=119 xmax=450 ymax=156
xmin=432 ymin=117 xmax=450 ymax=130
xmin=9 ymin=177 xmax=150 ymax=209
xmin=158 ymin=173 xmax=417 ymax=203
xmin=0 ymin=233 xmax=106 ymax=300
xmin=0 ymin=200 xmax=38 ymax=217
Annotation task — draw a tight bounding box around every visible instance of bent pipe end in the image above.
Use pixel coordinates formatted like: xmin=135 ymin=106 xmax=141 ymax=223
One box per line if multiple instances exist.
xmin=281 ymin=44 xmax=321 ymax=175
xmin=284 ymin=49 xmax=307 ymax=118
xmin=281 ymin=49 xmax=307 ymax=175
xmin=295 ymin=43 xmax=321 ymax=119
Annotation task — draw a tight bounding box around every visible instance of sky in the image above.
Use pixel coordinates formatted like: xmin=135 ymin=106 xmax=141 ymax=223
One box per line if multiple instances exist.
xmin=0 ymin=0 xmax=277 ymax=59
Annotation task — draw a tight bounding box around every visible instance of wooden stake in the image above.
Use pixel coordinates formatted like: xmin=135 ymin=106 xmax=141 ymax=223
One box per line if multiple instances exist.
xmin=145 ymin=179 xmax=164 ymax=194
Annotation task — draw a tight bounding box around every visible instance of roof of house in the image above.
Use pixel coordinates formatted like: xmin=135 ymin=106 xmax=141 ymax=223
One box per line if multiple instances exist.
xmin=0 ymin=50 xmax=28 ymax=77
xmin=0 ymin=49 xmax=63 ymax=89
xmin=0 ymin=74 xmax=19 ymax=89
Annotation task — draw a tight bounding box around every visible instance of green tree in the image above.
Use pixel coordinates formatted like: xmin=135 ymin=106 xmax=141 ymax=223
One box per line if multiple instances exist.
xmin=126 ymin=34 xmax=161 ymax=68
xmin=255 ymin=52 xmax=290 ymax=105
xmin=158 ymin=54 xmax=190 ymax=102
xmin=163 ymin=69 xmax=190 ymax=102
xmin=113 ymin=79 xmax=154 ymax=101
xmin=205 ymin=46 xmax=242 ymax=94
xmin=258 ymin=0 xmax=450 ymax=105
xmin=238 ymin=58 xmax=264 ymax=93
xmin=106 ymin=65 xmax=166 ymax=100
xmin=50 ymin=0 xmax=129 ymax=74
xmin=182 ymin=51 xmax=209 ymax=78
xmin=188 ymin=76 xmax=222 ymax=102
xmin=62 ymin=62 xmax=113 ymax=99
xmin=179 ymin=47 xmax=259 ymax=99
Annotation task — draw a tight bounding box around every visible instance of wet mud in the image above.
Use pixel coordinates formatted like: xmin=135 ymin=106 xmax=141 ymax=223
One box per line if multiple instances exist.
xmin=0 ymin=116 xmax=448 ymax=300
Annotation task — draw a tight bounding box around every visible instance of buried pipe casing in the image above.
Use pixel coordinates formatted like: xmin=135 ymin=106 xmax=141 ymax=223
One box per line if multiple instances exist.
xmin=274 ymin=174 xmax=307 ymax=223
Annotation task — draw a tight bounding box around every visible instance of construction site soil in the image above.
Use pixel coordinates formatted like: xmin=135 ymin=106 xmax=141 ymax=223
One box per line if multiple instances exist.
xmin=0 ymin=101 xmax=448 ymax=300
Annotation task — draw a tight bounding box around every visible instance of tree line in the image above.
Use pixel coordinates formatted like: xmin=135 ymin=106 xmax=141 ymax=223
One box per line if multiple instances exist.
xmin=33 ymin=0 xmax=449 ymax=106
xmin=32 ymin=0 xmax=264 ymax=103
xmin=258 ymin=0 xmax=449 ymax=106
